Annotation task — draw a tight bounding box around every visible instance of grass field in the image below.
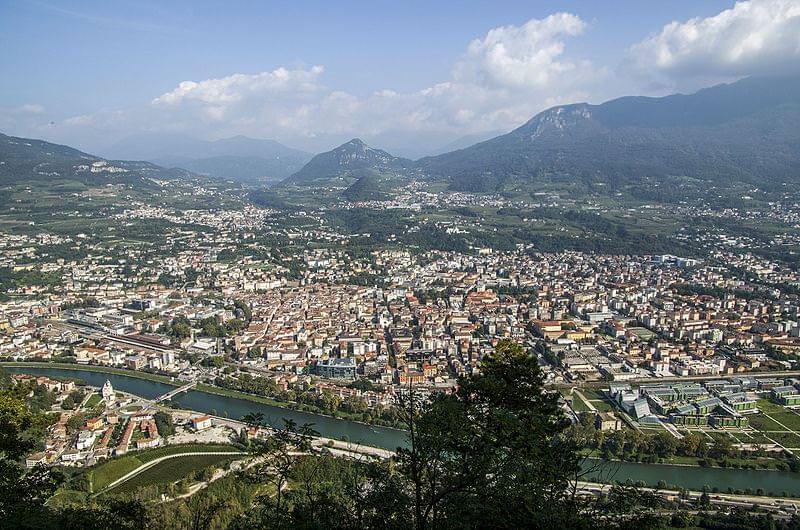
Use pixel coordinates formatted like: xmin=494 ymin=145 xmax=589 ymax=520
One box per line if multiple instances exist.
xmin=742 ymin=399 xmax=800 ymax=448
xmin=757 ymin=399 xmax=785 ymax=414
xmin=84 ymin=393 xmax=102 ymax=408
xmin=571 ymin=392 xmax=593 ymax=412
xmin=87 ymin=443 xmax=240 ymax=491
xmin=580 ymin=389 xmax=608 ymax=401
xmin=110 ymin=454 xmax=238 ymax=494
xmin=89 ymin=456 xmax=142 ymax=491
xmin=47 ymin=489 xmax=89 ymax=507
xmin=766 ymin=412 xmax=800 ymax=432
xmin=764 ymin=432 xmax=800 ymax=448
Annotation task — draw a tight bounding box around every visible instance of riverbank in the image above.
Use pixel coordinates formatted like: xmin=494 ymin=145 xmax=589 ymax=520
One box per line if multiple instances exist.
xmin=12 ymin=363 xmax=800 ymax=496
xmin=3 ymin=361 xmax=179 ymax=386
xmin=579 ymin=448 xmax=796 ymax=472
xmin=196 ymin=382 xmax=406 ymax=432
xmin=3 ymin=364 xmax=409 ymax=449
xmin=1 ymin=361 xmax=405 ymax=431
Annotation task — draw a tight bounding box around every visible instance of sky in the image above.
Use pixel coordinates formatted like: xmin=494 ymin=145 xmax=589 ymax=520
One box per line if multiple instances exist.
xmin=1 ymin=0 xmax=800 ymax=156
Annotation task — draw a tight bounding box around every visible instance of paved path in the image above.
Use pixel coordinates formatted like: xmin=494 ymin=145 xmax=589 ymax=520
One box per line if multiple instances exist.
xmin=573 ymin=389 xmax=597 ymax=413
xmin=101 ymin=450 xmax=245 ymax=492
xmin=660 ymin=419 xmax=684 ymax=439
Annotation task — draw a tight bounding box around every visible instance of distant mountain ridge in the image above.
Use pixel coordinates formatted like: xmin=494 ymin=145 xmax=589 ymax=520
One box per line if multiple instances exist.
xmin=5 ymin=75 xmax=800 ymax=197
xmin=283 ymin=138 xmax=413 ymax=186
xmin=0 ymin=132 xmax=192 ymax=187
xmin=283 ymin=75 xmax=800 ymax=194
xmin=419 ymin=75 xmax=800 ymax=191
xmin=105 ymin=134 xmax=312 ymax=183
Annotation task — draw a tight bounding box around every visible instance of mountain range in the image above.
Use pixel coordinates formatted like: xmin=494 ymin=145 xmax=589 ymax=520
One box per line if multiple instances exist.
xmin=0 ymin=132 xmax=192 ymax=188
xmin=102 ymin=134 xmax=312 ymax=184
xmin=284 ymin=74 xmax=800 ymax=194
xmin=420 ymin=74 xmax=800 ymax=192
xmin=2 ymin=74 xmax=800 ymax=198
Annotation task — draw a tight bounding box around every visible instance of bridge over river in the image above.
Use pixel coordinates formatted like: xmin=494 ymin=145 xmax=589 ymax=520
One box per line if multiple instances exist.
xmin=10 ymin=363 xmax=800 ymax=498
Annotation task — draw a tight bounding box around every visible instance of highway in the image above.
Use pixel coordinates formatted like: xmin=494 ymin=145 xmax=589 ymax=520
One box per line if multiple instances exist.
xmin=577 ymin=481 xmax=800 ymax=514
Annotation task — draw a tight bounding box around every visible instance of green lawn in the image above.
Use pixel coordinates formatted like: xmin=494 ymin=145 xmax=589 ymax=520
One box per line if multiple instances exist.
xmin=84 ymin=393 xmax=102 ymax=408
xmin=571 ymin=392 xmax=593 ymax=412
xmin=580 ymin=389 xmax=608 ymax=401
xmin=110 ymin=454 xmax=239 ymax=494
xmin=592 ymin=400 xmax=613 ymax=412
xmin=766 ymin=412 xmax=800 ymax=432
xmin=757 ymin=399 xmax=785 ymax=414
xmin=747 ymin=414 xmax=786 ymax=432
xmin=737 ymin=431 xmax=775 ymax=445
xmin=765 ymin=432 xmax=800 ymax=448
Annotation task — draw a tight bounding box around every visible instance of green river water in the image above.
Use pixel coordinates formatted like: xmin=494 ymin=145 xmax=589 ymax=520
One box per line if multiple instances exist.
xmin=8 ymin=365 xmax=800 ymax=496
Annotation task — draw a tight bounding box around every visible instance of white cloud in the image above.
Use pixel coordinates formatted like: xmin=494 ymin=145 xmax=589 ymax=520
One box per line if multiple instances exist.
xmin=459 ymin=12 xmax=588 ymax=88
xmin=152 ymin=66 xmax=325 ymax=106
xmin=9 ymin=13 xmax=607 ymax=154
xmin=136 ymin=13 xmax=603 ymax=151
xmin=19 ymin=103 xmax=45 ymax=114
xmin=627 ymin=0 xmax=800 ymax=87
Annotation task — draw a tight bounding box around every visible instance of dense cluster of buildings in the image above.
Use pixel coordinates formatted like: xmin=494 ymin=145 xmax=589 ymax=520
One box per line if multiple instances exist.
xmin=4 ymin=236 xmax=800 ymax=414
xmin=3 ymin=191 xmax=800 ymax=456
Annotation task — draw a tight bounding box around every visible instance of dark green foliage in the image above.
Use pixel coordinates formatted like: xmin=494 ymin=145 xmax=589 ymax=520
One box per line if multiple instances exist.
xmin=165 ymin=315 xmax=192 ymax=339
xmin=0 ymin=267 xmax=62 ymax=293
xmin=342 ymin=175 xmax=390 ymax=201
xmin=154 ymin=411 xmax=175 ymax=438
xmin=249 ymin=189 xmax=296 ymax=210
xmin=233 ymin=339 xmax=591 ymax=529
xmin=0 ymin=387 xmax=64 ymax=527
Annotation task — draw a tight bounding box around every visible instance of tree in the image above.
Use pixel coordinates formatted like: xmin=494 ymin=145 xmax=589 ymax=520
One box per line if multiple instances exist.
xmin=397 ymin=339 xmax=587 ymax=529
xmin=235 ymin=339 xmax=593 ymax=529
xmin=242 ymin=412 xmax=265 ymax=428
xmin=247 ymin=419 xmax=318 ymax=519
xmin=61 ymin=395 xmax=75 ymax=410
xmin=154 ymin=411 xmax=175 ymax=438
xmin=650 ymin=431 xmax=678 ymax=458
xmin=169 ymin=316 xmax=192 ymax=339
xmin=0 ymin=390 xmax=62 ymax=525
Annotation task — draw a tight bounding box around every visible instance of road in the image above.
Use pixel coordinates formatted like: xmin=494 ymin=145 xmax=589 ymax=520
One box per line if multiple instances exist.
xmin=576 ymin=370 xmax=800 ymax=389
xmin=577 ymin=481 xmax=800 ymax=513
xmin=207 ymin=414 xmax=395 ymax=460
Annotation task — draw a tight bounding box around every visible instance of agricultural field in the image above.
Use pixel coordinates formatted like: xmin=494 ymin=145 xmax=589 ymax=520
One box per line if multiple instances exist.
xmin=86 ymin=443 xmax=240 ymax=492
xmin=89 ymin=456 xmax=142 ymax=491
xmin=110 ymin=454 xmax=239 ymax=494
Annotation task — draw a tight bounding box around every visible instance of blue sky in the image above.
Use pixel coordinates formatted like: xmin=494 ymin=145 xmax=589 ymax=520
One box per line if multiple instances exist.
xmin=1 ymin=0 xmax=798 ymax=155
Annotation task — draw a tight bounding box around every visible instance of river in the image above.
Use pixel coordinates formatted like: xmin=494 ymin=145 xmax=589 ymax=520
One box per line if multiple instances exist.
xmin=9 ymin=365 xmax=800 ymax=496
xmin=5 ymin=365 xmax=407 ymax=450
